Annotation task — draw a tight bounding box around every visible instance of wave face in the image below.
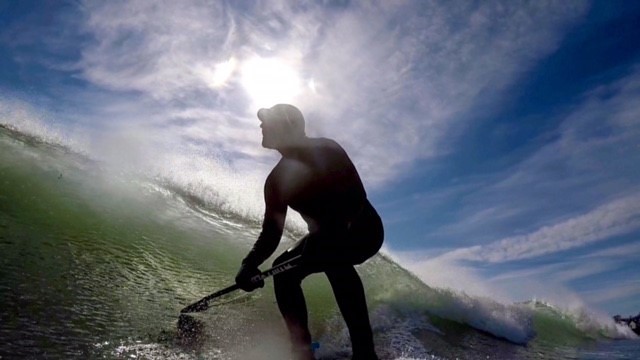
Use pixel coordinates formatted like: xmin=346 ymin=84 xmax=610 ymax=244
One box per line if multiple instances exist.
xmin=0 ymin=125 xmax=637 ymax=359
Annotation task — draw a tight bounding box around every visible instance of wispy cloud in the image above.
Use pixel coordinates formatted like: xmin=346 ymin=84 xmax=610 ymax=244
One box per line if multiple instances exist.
xmin=583 ymin=280 xmax=640 ymax=305
xmin=443 ymin=192 xmax=640 ymax=263
xmin=488 ymin=260 xmax=617 ymax=284
xmin=65 ymin=0 xmax=588 ymax=187
xmin=581 ymin=241 xmax=640 ymax=259
xmin=388 ymin=236 xmax=639 ymax=312
xmin=404 ymin=65 xmax=640 ymax=248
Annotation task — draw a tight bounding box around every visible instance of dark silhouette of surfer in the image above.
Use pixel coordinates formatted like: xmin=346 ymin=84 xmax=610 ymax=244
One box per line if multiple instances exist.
xmin=235 ymin=104 xmax=383 ymax=360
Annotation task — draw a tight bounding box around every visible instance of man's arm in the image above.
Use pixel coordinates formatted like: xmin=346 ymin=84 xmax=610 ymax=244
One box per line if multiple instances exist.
xmin=241 ymin=173 xmax=288 ymax=267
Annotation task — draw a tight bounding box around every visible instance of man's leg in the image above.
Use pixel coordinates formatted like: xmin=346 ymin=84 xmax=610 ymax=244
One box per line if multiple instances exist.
xmin=273 ymin=247 xmax=316 ymax=359
xmin=325 ymin=266 xmax=378 ymax=360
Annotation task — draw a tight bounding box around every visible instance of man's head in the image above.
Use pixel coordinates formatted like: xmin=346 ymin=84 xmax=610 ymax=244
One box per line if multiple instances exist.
xmin=257 ymin=104 xmax=306 ymax=149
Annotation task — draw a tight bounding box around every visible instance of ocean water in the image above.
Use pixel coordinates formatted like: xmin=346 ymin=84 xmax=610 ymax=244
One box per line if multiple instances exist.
xmin=1 ymin=124 xmax=638 ymax=359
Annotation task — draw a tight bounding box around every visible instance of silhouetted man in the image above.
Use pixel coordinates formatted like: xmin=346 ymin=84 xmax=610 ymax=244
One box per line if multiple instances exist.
xmin=235 ymin=104 xmax=383 ymax=360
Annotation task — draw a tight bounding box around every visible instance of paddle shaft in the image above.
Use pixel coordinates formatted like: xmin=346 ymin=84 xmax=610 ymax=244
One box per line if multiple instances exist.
xmin=180 ymin=255 xmax=301 ymax=313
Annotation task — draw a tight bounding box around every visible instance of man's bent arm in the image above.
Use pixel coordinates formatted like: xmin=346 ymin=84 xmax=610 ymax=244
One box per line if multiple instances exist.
xmin=242 ymin=175 xmax=287 ymax=267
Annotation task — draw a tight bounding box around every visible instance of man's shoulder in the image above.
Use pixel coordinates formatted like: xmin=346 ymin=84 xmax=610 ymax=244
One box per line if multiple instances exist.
xmin=311 ymin=136 xmax=339 ymax=146
xmin=309 ymin=137 xmax=344 ymax=153
xmin=268 ymin=159 xmax=287 ymax=178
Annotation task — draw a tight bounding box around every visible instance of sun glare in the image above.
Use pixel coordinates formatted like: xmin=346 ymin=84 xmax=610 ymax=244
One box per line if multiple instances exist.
xmin=211 ymin=58 xmax=237 ymax=87
xmin=240 ymin=57 xmax=302 ymax=106
xmin=198 ymin=57 xmax=237 ymax=89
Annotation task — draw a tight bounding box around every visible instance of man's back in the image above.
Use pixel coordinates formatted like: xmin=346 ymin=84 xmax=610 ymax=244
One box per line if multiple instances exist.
xmin=268 ymin=137 xmax=367 ymax=229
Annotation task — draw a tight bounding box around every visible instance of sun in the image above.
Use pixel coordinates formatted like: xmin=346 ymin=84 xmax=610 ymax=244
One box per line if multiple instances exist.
xmin=240 ymin=57 xmax=302 ymax=107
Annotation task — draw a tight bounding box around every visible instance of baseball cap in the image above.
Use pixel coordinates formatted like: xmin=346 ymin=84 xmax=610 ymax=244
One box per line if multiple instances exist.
xmin=257 ymin=104 xmax=305 ymax=133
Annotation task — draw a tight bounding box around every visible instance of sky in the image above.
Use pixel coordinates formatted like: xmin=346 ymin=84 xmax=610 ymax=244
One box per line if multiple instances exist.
xmin=1 ymin=0 xmax=639 ymax=316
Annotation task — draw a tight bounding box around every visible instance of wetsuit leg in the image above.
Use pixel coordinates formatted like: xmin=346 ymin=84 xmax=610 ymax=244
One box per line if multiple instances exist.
xmin=272 ymin=243 xmax=318 ymax=360
xmin=325 ymin=265 xmax=378 ymax=360
xmin=273 ymin=203 xmax=383 ymax=359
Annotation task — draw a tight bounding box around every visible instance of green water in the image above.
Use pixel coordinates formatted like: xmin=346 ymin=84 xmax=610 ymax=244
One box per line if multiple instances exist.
xmin=0 ymin=126 xmax=260 ymax=356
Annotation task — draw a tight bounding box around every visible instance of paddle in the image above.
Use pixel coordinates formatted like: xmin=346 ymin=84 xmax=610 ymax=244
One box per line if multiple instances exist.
xmin=180 ymin=255 xmax=302 ymax=314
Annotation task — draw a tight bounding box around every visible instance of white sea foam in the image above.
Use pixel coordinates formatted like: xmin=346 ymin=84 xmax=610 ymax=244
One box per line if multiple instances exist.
xmin=0 ymin=97 xmax=89 ymax=154
xmin=426 ymin=287 xmax=535 ymax=344
xmin=370 ymin=305 xmax=441 ymax=359
xmin=313 ymin=304 xmax=445 ymax=360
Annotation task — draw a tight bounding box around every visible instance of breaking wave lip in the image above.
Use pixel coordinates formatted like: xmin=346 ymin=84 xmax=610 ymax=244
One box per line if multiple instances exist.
xmin=524 ymin=299 xmax=639 ymax=340
xmin=411 ymin=287 xmax=638 ymax=345
xmin=373 ymin=259 xmax=536 ymax=345
xmin=370 ymin=254 xmax=637 ymax=347
xmin=0 ymin=100 xmax=88 ymax=156
xmin=0 ymin=120 xmax=298 ymax=237
xmin=1 ymin=110 xmax=306 ymax=236
xmin=427 ymin=288 xmax=535 ymax=345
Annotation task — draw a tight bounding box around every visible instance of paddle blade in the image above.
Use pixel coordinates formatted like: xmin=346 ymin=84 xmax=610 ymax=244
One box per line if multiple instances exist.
xmin=180 ymin=283 xmax=240 ymax=314
xmin=177 ymin=314 xmax=205 ymax=340
xmin=180 ymin=299 xmax=210 ymax=314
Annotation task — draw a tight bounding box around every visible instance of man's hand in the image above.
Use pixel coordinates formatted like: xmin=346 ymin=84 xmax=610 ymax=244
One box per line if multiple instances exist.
xmin=235 ymin=263 xmax=265 ymax=292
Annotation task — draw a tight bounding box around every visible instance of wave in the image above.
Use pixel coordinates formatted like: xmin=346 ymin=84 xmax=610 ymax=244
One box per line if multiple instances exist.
xmin=1 ymin=121 xmax=636 ymax=360
xmin=526 ymin=300 xmax=638 ymax=343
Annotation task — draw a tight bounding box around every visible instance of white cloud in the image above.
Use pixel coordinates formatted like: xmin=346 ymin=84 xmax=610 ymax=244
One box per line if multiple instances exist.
xmin=581 ymin=241 xmax=640 ymax=259
xmin=488 ymin=256 xmax=639 ymax=311
xmin=442 ymin=192 xmax=640 ymax=263
xmin=71 ymin=0 xmax=588 ymax=189
xmin=488 ymin=260 xmax=617 ymax=284
xmin=583 ymin=280 xmax=640 ymax=305
xmin=386 ymin=238 xmax=639 ymax=313
xmin=403 ymin=66 xmax=640 ymax=252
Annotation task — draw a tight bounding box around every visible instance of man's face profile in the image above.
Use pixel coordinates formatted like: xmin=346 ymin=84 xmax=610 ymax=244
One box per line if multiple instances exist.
xmin=260 ymin=117 xmax=283 ymax=149
xmin=257 ymin=104 xmax=305 ymax=150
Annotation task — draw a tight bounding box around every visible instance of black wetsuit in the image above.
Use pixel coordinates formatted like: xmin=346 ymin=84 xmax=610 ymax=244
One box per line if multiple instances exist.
xmin=242 ymin=137 xmax=383 ymax=359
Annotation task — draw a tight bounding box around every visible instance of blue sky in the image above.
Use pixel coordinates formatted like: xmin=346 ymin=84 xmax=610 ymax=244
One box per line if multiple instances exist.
xmin=1 ymin=1 xmax=639 ymax=316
